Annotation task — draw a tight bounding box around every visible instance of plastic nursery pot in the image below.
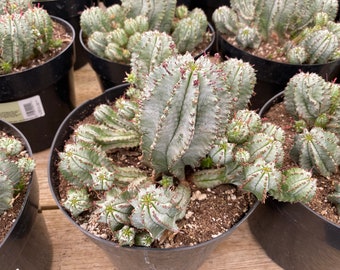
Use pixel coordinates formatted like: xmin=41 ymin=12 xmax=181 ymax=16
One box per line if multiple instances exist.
xmin=217 ymin=35 xmax=340 ymax=111
xmin=0 ymin=119 xmax=52 ymax=270
xmin=48 ymin=83 xmax=259 ymax=270
xmin=80 ymin=23 xmax=216 ymax=92
xmin=33 ymin=0 xmax=95 ymax=70
xmin=0 ymin=16 xmax=76 ymax=153
xmin=248 ymin=92 xmax=340 ymax=270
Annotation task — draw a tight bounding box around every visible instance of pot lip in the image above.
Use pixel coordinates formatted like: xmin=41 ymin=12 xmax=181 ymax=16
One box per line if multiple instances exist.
xmin=259 ymin=91 xmax=340 ymax=229
xmin=0 ymin=119 xmax=35 ymax=247
xmin=0 ymin=16 xmax=75 ymax=79
xmin=218 ymin=33 xmax=340 ymax=67
xmin=79 ymin=22 xmax=216 ymax=65
xmin=48 ymin=83 xmax=259 ymax=251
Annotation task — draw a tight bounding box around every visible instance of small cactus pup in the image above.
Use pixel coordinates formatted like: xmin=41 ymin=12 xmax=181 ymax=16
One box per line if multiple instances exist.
xmin=0 ymin=0 xmax=64 ymax=74
xmin=80 ymin=0 xmax=212 ymax=64
xmin=212 ymin=0 xmax=340 ymax=64
xmin=0 ymin=131 xmax=35 ymax=215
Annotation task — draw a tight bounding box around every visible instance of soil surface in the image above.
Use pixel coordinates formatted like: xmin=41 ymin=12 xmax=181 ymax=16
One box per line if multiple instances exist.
xmin=56 ymin=104 xmax=257 ymax=249
xmin=263 ymin=101 xmax=340 ymax=225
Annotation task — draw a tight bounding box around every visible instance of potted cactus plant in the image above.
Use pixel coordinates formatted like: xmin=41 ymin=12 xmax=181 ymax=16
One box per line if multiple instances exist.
xmin=48 ymin=29 xmax=317 ymax=269
xmin=33 ymin=0 xmax=96 ymax=69
xmin=249 ymin=72 xmax=340 ymax=270
xmin=212 ymin=0 xmax=340 ymax=110
xmin=0 ymin=0 xmax=75 ymax=152
xmin=0 ymin=119 xmax=51 ymax=270
xmin=79 ymin=0 xmax=215 ymax=90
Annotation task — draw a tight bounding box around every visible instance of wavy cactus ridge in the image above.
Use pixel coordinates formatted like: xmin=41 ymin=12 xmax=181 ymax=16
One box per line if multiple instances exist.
xmin=284 ymin=72 xmax=333 ymax=125
xmin=290 ymin=127 xmax=340 ymax=177
xmin=121 ymin=0 xmax=176 ymax=33
xmin=271 ymin=167 xmax=317 ymax=203
xmin=129 ymin=30 xmax=178 ymax=89
xmin=140 ymin=53 xmax=229 ymax=179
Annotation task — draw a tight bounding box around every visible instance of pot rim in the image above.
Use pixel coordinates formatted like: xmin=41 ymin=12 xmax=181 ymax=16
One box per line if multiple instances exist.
xmin=0 ymin=120 xmax=35 ymax=247
xmin=48 ymin=83 xmax=259 ymax=252
xmin=259 ymin=91 xmax=340 ymax=229
xmin=218 ymin=33 xmax=340 ymax=67
xmin=0 ymin=16 xmax=75 ymax=79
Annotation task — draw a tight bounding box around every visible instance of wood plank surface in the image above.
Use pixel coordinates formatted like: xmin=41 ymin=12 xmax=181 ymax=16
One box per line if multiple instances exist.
xmin=36 ymin=64 xmax=282 ymax=269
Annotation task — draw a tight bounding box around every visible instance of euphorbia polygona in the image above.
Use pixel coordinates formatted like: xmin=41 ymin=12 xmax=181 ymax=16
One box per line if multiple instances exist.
xmin=0 ymin=0 xmax=62 ymax=74
xmin=212 ymin=0 xmax=340 ymax=64
xmin=0 ymin=133 xmax=35 ymax=214
xmin=80 ymin=0 xmax=210 ymax=63
xmin=58 ymin=39 xmax=317 ymax=246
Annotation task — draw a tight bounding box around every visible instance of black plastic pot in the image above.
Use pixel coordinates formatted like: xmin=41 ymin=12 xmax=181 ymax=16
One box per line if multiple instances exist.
xmin=34 ymin=0 xmax=95 ymax=69
xmin=80 ymin=23 xmax=216 ymax=91
xmin=0 ymin=120 xmax=52 ymax=270
xmin=248 ymin=92 xmax=340 ymax=270
xmin=48 ymin=83 xmax=259 ymax=270
xmin=0 ymin=16 xmax=75 ymax=153
xmin=217 ymin=35 xmax=340 ymax=110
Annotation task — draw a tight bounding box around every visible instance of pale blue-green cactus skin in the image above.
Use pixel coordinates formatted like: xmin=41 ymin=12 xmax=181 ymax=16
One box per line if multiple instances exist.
xmin=0 ymin=1 xmax=60 ymax=74
xmin=80 ymin=1 xmax=210 ymax=64
xmin=212 ymin=0 xmax=340 ymax=64
xmin=0 ymin=133 xmax=35 ymax=214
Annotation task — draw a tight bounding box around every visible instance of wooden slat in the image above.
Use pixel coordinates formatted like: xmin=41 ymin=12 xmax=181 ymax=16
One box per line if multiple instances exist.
xmin=41 ymin=210 xmax=281 ymax=270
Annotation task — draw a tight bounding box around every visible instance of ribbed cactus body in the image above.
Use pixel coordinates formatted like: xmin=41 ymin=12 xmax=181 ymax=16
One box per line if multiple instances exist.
xmin=290 ymin=127 xmax=340 ymax=177
xmin=140 ymin=53 xmax=233 ymax=180
xmin=284 ymin=72 xmax=340 ymax=134
xmin=121 ymin=0 xmax=176 ymax=33
xmin=80 ymin=6 xmax=111 ymax=37
xmin=0 ymin=2 xmax=60 ymax=74
xmin=129 ymin=31 xmax=178 ymax=89
xmin=328 ymin=183 xmax=340 ymax=214
xmin=213 ymin=0 xmax=340 ymax=64
xmin=0 ymin=14 xmax=35 ymax=66
xmin=0 ymin=133 xmax=35 ymax=214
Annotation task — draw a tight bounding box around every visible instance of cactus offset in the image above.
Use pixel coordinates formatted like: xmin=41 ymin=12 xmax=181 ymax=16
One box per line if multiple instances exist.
xmin=0 ymin=132 xmax=35 ymax=214
xmin=213 ymin=0 xmax=340 ymax=64
xmin=0 ymin=1 xmax=62 ymax=74
xmin=80 ymin=1 xmax=211 ymax=64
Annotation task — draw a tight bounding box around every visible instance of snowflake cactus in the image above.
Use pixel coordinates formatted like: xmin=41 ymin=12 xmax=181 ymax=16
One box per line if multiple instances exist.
xmin=284 ymin=72 xmax=340 ymax=136
xmin=0 ymin=132 xmax=35 ymax=214
xmin=58 ymin=52 xmax=318 ymax=247
xmin=212 ymin=0 xmax=340 ymax=64
xmin=0 ymin=1 xmax=61 ymax=74
xmin=80 ymin=1 xmax=210 ymax=64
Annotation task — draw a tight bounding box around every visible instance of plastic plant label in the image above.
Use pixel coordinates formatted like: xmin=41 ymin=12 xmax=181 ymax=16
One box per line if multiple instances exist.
xmin=0 ymin=95 xmax=45 ymax=123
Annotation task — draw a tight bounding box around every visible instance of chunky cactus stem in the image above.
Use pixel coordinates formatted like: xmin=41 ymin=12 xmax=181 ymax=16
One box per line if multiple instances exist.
xmin=212 ymin=0 xmax=340 ymax=64
xmin=0 ymin=132 xmax=35 ymax=214
xmin=80 ymin=0 xmax=210 ymax=64
xmin=0 ymin=0 xmax=62 ymax=74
